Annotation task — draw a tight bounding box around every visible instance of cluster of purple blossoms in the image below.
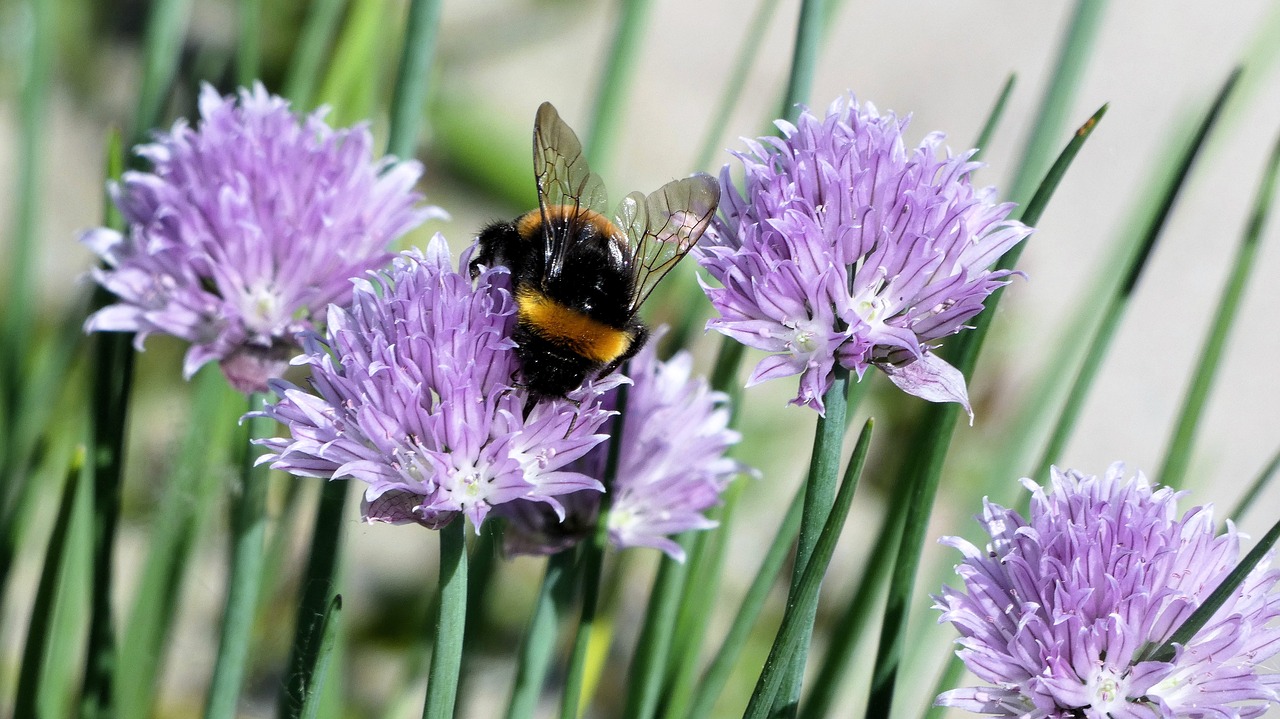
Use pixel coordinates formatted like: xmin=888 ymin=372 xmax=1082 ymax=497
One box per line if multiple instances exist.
xmin=697 ymin=96 xmax=1032 ymax=416
xmin=255 ymin=237 xmax=621 ymax=529
xmin=935 ymin=464 xmax=1280 ymax=719
xmin=82 ymin=83 xmax=440 ymax=393
xmin=502 ymin=331 xmax=746 ymax=561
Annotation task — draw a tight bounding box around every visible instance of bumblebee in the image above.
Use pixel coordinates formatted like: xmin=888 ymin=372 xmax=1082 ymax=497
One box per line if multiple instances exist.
xmin=472 ymin=102 xmax=719 ymax=399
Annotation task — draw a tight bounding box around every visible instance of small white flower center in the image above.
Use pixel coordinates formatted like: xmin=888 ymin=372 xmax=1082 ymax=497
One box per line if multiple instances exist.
xmin=1085 ymin=667 xmax=1130 ymax=714
xmin=242 ymin=280 xmax=287 ymax=333
xmin=785 ymin=319 xmax=826 ymax=357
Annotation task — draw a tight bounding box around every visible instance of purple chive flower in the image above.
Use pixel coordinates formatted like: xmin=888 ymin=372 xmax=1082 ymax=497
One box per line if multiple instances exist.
xmin=501 ymin=330 xmax=747 ymax=561
xmin=934 ymin=463 xmax=1280 ymax=719
xmin=697 ymin=96 xmax=1032 ymax=416
xmin=82 ymin=82 xmax=440 ymax=393
xmin=255 ymin=236 xmax=620 ymax=530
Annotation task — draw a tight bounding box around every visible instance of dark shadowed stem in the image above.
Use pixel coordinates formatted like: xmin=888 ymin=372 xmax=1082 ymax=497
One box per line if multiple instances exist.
xmin=282 ymin=0 xmax=347 ymax=109
xmin=299 ymin=595 xmax=344 ymax=719
xmin=387 ymin=0 xmax=443 ymax=160
xmin=585 ymin=0 xmax=652 ymax=172
xmin=506 ymin=549 xmax=580 ymax=719
xmin=422 ymin=519 xmax=468 ymax=719
xmin=866 ymin=104 xmax=1108 ymax=719
xmin=1032 ymin=74 xmax=1239 ymax=484
xmin=1157 ymin=126 xmax=1280 ymax=488
xmin=745 ymin=421 xmax=874 ymax=719
xmin=236 ymin=0 xmax=260 ymax=85
xmin=277 ymin=480 xmax=350 ymax=718
xmin=204 ymin=401 xmax=273 ymax=719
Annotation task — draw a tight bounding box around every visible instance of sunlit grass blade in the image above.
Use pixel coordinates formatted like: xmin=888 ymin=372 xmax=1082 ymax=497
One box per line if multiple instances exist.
xmin=299 ymin=594 xmax=344 ymax=719
xmin=315 ymin=0 xmax=391 ymax=127
xmin=865 ymin=104 xmax=1107 ymax=719
xmin=745 ymin=420 xmax=873 ymax=719
xmin=971 ymin=74 xmax=1017 ymax=162
xmin=505 ymin=549 xmax=579 ymax=719
xmin=422 ymin=519 xmax=468 ymax=719
xmin=133 ymin=0 xmax=194 ymax=145
xmin=1141 ymin=512 xmax=1280 ymax=665
xmin=622 ymin=535 xmax=695 ymax=719
xmin=1157 ymin=127 xmax=1280 ymax=488
xmin=1227 ymin=445 xmax=1280 ymax=522
xmin=117 ymin=367 xmax=240 ymax=719
xmin=1005 ymin=0 xmax=1108 ymax=206
xmin=682 ymin=478 xmax=805 ymax=719
xmin=13 ymin=453 xmax=81 ymax=719
xmin=282 ymin=0 xmax=347 ymax=108
xmin=584 ymin=0 xmax=653 ymax=173
xmin=1031 ymin=72 xmax=1240 ymax=484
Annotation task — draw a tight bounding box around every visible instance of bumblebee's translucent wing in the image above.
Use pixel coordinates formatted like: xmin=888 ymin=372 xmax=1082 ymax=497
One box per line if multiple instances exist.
xmin=615 ymin=173 xmax=720 ymax=313
xmin=533 ymin=102 xmax=608 ymax=281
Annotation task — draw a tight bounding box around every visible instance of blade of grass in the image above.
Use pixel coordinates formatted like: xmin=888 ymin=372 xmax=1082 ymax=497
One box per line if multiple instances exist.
xmin=422 ymin=519 xmax=468 ymax=719
xmin=387 ymin=0 xmax=443 ymax=160
xmin=1157 ymin=126 xmax=1280 ymax=488
xmin=866 ymin=104 xmax=1108 ymax=719
xmin=777 ymin=0 xmax=826 ymax=123
xmin=236 ymin=0 xmax=260 ymax=85
xmin=133 ymin=0 xmax=194 ymax=146
xmin=13 ymin=453 xmax=82 ymax=719
xmin=315 ymin=0 xmax=391 ymax=127
xmin=622 ymin=535 xmax=695 ymax=719
xmin=1031 ymin=72 xmax=1241 ymax=484
xmin=282 ymin=0 xmax=348 ymax=108
xmin=1226 ymin=445 xmax=1280 ymax=522
xmin=505 ymin=549 xmax=580 ymax=719
xmin=744 ymin=420 xmax=874 ymax=718
xmin=971 ymin=74 xmax=1017 ymax=163
xmin=299 ymin=595 xmax=344 ymax=719
xmin=584 ymin=0 xmax=653 ymax=174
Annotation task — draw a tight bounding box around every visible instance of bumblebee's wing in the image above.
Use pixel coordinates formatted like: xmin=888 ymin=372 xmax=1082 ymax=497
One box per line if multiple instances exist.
xmin=615 ymin=173 xmax=720 ymax=313
xmin=533 ymin=102 xmax=608 ymax=281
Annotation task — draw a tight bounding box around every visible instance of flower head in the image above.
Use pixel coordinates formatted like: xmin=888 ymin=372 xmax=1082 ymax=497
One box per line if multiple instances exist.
xmin=501 ymin=330 xmax=746 ymax=561
xmin=697 ymin=95 xmax=1031 ymax=415
xmin=83 ymin=82 xmax=440 ymax=393
xmin=934 ymin=463 xmax=1280 ymax=719
xmin=255 ymin=236 xmax=619 ymax=530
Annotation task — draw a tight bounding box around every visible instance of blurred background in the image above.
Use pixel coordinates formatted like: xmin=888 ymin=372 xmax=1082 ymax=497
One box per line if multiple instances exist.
xmin=2 ymin=0 xmax=1279 ymax=717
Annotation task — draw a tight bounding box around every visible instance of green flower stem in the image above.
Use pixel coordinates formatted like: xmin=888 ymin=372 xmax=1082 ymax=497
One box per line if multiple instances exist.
xmin=422 ymin=519 xmax=468 ymax=719
xmin=623 ymin=535 xmax=694 ymax=719
xmin=745 ymin=420 xmax=874 ymax=719
xmin=971 ymin=74 xmax=1017 ymax=163
xmin=282 ymin=0 xmax=347 ymax=109
xmin=1005 ymin=0 xmax=1108 ymax=207
xmin=236 ymin=0 xmax=260 ymax=86
xmin=1228 ymin=445 xmax=1280 ymax=522
xmin=1031 ymin=74 xmax=1239 ymax=484
xmin=771 ymin=365 xmax=849 ymax=716
xmin=778 ymin=0 xmax=826 ymax=123
xmin=277 ymin=480 xmax=350 ymax=719
xmin=14 ymin=455 xmax=82 ymax=719
xmin=299 ymin=595 xmax=344 ymax=719
xmin=133 ymin=0 xmax=193 ymax=146
xmin=683 ymin=474 xmax=806 ymax=718
xmin=585 ymin=0 xmax=653 ymax=172
xmin=865 ymin=104 xmax=1107 ymax=719
xmin=506 ymin=549 xmax=579 ymax=719
xmin=203 ymin=399 xmax=273 ymax=719
xmin=387 ymin=0 xmax=444 ymax=160
xmin=1157 ymin=126 xmax=1280 ymax=488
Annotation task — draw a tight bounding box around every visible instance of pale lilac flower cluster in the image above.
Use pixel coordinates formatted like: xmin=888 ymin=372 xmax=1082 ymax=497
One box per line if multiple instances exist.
xmin=697 ymin=96 xmax=1031 ymax=416
xmin=255 ymin=237 xmax=620 ymax=530
xmin=502 ymin=331 xmax=746 ymax=561
xmin=935 ymin=464 xmax=1280 ymax=719
xmin=83 ymin=83 xmax=440 ymax=393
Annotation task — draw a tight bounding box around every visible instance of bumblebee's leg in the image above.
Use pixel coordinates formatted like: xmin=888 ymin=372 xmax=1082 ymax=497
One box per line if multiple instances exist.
xmin=597 ymin=322 xmax=648 ymax=379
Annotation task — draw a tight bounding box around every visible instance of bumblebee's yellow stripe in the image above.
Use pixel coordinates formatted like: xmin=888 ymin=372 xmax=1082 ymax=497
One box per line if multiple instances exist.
xmin=516 ymin=287 xmax=631 ymax=364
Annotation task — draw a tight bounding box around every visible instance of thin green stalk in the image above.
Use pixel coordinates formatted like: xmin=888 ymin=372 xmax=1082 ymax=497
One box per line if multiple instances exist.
xmin=236 ymin=0 xmax=260 ymax=85
xmin=1157 ymin=126 xmax=1280 ymax=488
xmin=277 ymin=480 xmax=350 ymax=719
xmin=506 ymin=550 xmax=580 ymax=719
xmin=562 ymin=386 xmax=630 ymax=719
xmin=1227 ymin=446 xmax=1280 ymax=522
xmin=387 ymin=0 xmax=444 ymax=160
xmin=971 ymin=74 xmax=1017 ymax=162
xmin=683 ymin=479 xmax=806 ymax=719
xmin=299 ymin=595 xmax=344 ymax=719
xmin=13 ymin=456 xmax=82 ymax=719
xmin=423 ymin=520 xmax=468 ymax=719
xmin=623 ymin=537 xmax=694 ymax=719
xmin=1006 ymin=0 xmax=1108 ymax=206
xmin=282 ymin=0 xmax=348 ymax=108
xmin=772 ymin=366 xmax=849 ymax=716
xmin=745 ymin=421 xmax=874 ymax=719
xmin=133 ymin=0 xmax=194 ymax=146
xmin=1032 ymin=73 xmax=1240 ymax=483
xmin=778 ymin=0 xmax=826 ymax=123
xmin=204 ymin=401 xmax=273 ymax=719
xmin=585 ymin=0 xmax=653 ymax=172
xmin=866 ymin=105 xmax=1108 ymax=719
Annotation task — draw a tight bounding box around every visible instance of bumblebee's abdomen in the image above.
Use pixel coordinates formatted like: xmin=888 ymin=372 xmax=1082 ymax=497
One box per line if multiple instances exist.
xmin=516 ymin=286 xmax=632 ymax=365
